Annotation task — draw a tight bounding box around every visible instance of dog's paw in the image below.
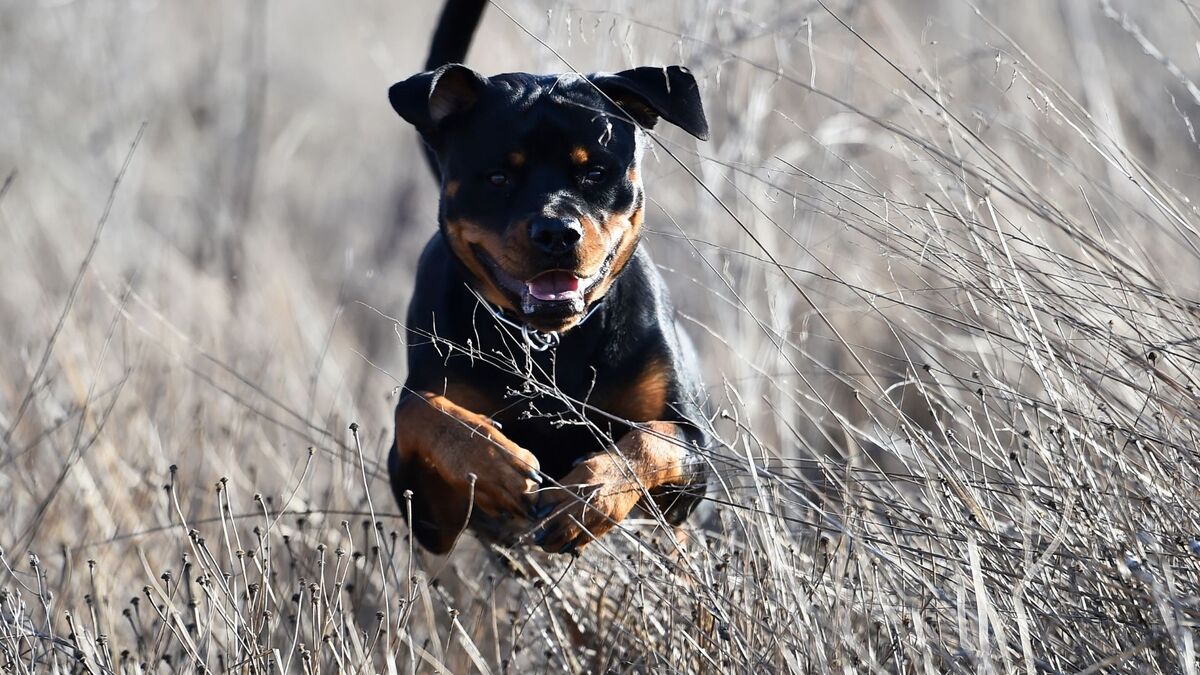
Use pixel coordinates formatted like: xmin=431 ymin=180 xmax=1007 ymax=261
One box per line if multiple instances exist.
xmin=415 ymin=425 xmax=542 ymax=524
xmin=530 ymin=453 xmax=645 ymax=554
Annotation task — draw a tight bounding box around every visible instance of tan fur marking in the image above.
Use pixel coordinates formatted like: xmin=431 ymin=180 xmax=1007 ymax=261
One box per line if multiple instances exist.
xmin=443 ymin=218 xmax=517 ymax=312
xmin=617 ymin=421 xmax=688 ymax=487
xmin=570 ymin=146 xmax=589 ymax=165
xmin=583 ymin=207 xmax=642 ymax=305
xmin=508 ymin=151 xmax=525 ymax=167
xmin=394 ymin=388 xmax=541 ymax=553
xmin=603 ymin=357 xmax=671 ymax=422
xmin=576 ymin=216 xmax=612 ymax=273
xmin=443 ymin=180 xmax=460 ymax=198
xmin=533 ymin=421 xmax=687 ymax=552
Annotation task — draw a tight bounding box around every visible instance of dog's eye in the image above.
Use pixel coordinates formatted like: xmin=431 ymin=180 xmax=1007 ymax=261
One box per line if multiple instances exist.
xmin=486 ymin=170 xmax=510 ymax=187
xmin=582 ymin=165 xmax=607 ymax=185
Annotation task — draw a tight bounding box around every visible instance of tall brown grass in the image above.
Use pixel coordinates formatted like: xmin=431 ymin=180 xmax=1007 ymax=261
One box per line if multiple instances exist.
xmin=3 ymin=0 xmax=1200 ymax=672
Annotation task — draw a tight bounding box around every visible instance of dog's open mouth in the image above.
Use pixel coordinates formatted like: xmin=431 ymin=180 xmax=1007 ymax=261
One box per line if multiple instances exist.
xmin=474 ymin=246 xmax=619 ymax=324
xmin=525 ymin=270 xmax=581 ymax=302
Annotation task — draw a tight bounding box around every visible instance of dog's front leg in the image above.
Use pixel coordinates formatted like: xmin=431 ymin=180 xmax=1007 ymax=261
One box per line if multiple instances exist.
xmin=390 ymin=391 xmax=542 ymax=554
xmin=532 ymin=421 xmax=705 ymax=554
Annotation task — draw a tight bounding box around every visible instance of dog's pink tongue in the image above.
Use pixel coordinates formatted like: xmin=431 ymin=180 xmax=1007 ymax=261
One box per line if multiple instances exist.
xmin=526 ymin=271 xmax=581 ymax=301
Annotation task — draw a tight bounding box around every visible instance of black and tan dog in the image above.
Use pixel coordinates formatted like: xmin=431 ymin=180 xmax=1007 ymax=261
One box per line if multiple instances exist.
xmin=387 ymin=0 xmax=712 ymax=556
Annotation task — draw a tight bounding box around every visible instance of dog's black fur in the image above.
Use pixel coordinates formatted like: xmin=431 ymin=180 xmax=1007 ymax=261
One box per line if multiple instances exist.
xmin=387 ymin=0 xmax=712 ymax=555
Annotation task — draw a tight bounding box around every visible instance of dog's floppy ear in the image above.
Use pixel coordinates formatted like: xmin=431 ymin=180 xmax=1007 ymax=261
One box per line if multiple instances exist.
xmin=388 ymin=64 xmax=488 ymax=135
xmin=590 ymin=65 xmax=709 ymax=141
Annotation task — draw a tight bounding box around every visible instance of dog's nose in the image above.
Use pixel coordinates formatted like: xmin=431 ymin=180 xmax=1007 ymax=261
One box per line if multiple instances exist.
xmin=529 ymin=217 xmax=583 ymax=255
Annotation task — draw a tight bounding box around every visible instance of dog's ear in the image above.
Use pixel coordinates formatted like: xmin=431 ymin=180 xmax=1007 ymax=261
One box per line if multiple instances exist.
xmin=590 ymin=66 xmax=709 ymax=141
xmin=388 ymin=64 xmax=488 ymax=135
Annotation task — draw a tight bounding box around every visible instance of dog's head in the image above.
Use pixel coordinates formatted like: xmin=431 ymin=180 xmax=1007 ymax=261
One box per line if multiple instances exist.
xmin=389 ymin=65 xmax=708 ymax=332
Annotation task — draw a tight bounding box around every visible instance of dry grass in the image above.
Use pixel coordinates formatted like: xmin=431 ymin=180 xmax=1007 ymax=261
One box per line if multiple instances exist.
xmin=3 ymin=0 xmax=1200 ymax=672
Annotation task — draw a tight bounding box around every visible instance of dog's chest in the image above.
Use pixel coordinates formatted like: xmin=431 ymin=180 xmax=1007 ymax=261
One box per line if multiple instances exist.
xmin=473 ymin=354 xmax=635 ymax=479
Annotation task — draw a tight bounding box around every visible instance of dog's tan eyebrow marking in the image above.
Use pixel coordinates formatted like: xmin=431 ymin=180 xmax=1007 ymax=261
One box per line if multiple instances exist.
xmin=507 ymin=151 xmax=525 ymax=167
xmin=570 ymin=146 xmax=589 ymax=165
xmin=444 ymin=180 xmax=460 ymax=198
xmin=627 ymin=167 xmax=638 ymax=182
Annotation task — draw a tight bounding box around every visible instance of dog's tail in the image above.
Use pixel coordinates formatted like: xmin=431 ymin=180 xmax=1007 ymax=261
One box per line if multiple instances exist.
xmin=425 ymin=0 xmax=488 ymax=71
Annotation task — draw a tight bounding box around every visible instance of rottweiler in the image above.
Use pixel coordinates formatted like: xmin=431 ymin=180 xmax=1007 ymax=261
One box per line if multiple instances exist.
xmin=387 ymin=0 xmax=713 ymax=556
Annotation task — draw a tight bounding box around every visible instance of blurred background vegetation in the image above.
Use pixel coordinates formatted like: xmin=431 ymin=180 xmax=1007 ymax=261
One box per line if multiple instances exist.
xmin=3 ymin=1 xmax=1200 ymax=671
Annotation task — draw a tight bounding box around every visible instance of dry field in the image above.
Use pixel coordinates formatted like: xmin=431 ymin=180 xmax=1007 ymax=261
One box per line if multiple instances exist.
xmin=3 ymin=0 xmax=1200 ymax=672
